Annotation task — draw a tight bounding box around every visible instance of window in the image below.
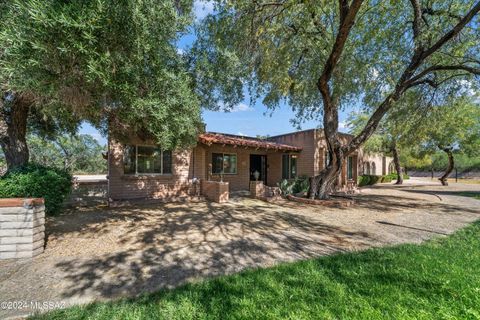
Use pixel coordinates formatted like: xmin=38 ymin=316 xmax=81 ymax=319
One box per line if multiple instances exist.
xmin=123 ymin=145 xmax=172 ymax=175
xmin=282 ymin=154 xmax=297 ymax=179
xmin=347 ymin=156 xmax=354 ymax=180
xmin=212 ymin=153 xmax=237 ymax=174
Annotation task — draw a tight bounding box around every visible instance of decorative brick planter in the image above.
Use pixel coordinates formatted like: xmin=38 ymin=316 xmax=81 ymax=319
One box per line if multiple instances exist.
xmin=250 ymin=181 xmax=282 ymax=201
xmin=201 ymin=180 xmax=229 ymax=203
xmin=286 ymin=194 xmax=354 ymax=207
xmin=249 ymin=181 xmax=264 ymax=198
xmin=0 ymin=198 xmax=45 ymax=260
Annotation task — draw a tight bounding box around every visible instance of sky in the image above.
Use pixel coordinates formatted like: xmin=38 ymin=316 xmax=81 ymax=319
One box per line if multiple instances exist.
xmin=80 ymin=0 xmax=350 ymax=146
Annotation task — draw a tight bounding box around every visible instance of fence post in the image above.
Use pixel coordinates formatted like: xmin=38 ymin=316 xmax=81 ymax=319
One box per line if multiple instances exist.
xmin=455 ymin=167 xmax=458 ymax=183
xmin=431 ymin=168 xmax=434 ymax=180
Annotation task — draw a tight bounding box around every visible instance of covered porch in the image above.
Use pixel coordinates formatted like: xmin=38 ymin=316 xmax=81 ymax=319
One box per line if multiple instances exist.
xmin=193 ymin=133 xmax=302 ymax=194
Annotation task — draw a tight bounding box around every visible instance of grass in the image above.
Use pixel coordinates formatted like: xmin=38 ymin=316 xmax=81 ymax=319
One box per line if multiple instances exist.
xmin=452 ymin=179 xmax=480 ymax=185
xmin=33 ymin=222 xmax=480 ymax=320
xmin=458 ymin=192 xmax=480 ymax=200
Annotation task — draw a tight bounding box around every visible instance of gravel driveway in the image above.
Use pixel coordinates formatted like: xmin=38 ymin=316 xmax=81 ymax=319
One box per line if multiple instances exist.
xmin=1 ymin=178 xmax=479 ymax=318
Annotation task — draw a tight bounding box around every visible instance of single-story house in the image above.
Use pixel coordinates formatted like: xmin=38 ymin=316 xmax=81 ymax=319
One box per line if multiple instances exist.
xmin=107 ymin=129 xmax=393 ymax=202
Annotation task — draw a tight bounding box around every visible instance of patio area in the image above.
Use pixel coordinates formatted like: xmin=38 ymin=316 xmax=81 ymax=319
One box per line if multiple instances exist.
xmin=1 ymin=178 xmax=479 ymax=318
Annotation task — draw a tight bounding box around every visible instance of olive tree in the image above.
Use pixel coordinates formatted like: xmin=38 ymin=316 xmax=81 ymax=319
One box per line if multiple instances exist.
xmin=0 ymin=0 xmax=202 ymax=170
xmin=192 ymin=0 xmax=480 ymax=198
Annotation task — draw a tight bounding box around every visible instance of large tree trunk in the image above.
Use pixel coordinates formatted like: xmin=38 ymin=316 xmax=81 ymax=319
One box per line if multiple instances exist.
xmin=439 ymin=148 xmax=454 ymax=186
xmin=392 ymin=142 xmax=403 ymax=185
xmin=309 ymin=148 xmax=344 ymax=199
xmin=0 ymin=92 xmax=31 ymax=170
xmin=308 ymin=1 xmax=479 ymax=199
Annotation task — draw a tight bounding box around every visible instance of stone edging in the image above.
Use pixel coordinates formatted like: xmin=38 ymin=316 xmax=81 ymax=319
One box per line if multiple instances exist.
xmin=286 ymin=194 xmax=354 ymax=207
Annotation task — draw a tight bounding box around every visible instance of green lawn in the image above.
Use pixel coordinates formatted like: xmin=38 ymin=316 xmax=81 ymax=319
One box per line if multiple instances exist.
xmin=34 ymin=221 xmax=480 ymax=320
xmin=458 ymin=192 xmax=480 ymax=200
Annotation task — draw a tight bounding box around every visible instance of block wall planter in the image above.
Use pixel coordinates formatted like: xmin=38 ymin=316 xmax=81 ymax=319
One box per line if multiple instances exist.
xmin=201 ymin=181 xmax=229 ymax=203
xmin=0 ymin=198 xmax=45 ymax=260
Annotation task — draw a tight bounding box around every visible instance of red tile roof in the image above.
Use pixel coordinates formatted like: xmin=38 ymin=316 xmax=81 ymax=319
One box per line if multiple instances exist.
xmin=198 ymin=133 xmax=302 ymax=152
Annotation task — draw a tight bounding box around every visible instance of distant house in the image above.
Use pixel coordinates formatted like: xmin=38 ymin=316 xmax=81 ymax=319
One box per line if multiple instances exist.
xmin=107 ymin=129 xmax=392 ymax=202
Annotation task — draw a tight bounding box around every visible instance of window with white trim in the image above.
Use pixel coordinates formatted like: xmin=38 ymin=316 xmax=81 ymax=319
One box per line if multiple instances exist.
xmin=123 ymin=145 xmax=172 ymax=175
xmin=212 ymin=153 xmax=237 ymax=174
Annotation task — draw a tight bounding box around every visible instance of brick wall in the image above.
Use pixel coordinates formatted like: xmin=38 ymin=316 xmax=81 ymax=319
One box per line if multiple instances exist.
xmin=108 ymin=137 xmax=195 ymax=201
xmin=0 ymin=198 xmax=45 ymax=260
xmin=204 ymin=145 xmax=268 ymax=191
xmin=201 ymin=180 xmax=229 ymax=203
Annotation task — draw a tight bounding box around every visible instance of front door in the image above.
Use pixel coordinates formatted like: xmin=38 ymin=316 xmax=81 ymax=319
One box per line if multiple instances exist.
xmin=250 ymin=155 xmax=267 ymax=184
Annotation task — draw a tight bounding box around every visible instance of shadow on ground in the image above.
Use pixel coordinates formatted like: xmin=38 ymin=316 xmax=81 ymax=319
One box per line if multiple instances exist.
xmin=49 ymin=200 xmax=373 ymax=300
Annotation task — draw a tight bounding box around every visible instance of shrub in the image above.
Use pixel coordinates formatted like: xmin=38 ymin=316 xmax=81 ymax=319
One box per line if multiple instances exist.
xmin=0 ymin=163 xmax=72 ymax=215
xmin=381 ymin=175 xmax=393 ymax=183
xmin=358 ymin=175 xmax=371 ymax=187
xmin=291 ymin=175 xmax=309 ymax=194
xmin=278 ymin=176 xmax=310 ymax=196
xmin=369 ymin=175 xmax=383 ymax=184
xmin=278 ymin=179 xmax=293 ymax=196
xmin=384 ymin=173 xmax=410 ymax=181
xmin=359 ymin=175 xmax=384 ymax=186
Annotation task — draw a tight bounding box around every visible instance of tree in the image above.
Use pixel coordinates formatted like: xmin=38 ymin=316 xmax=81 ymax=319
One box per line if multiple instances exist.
xmin=192 ymin=0 xmax=480 ymax=198
xmin=414 ymin=97 xmax=480 ymax=185
xmin=347 ymin=93 xmax=430 ymax=184
xmin=0 ymin=0 xmax=202 ymax=170
xmin=28 ymin=134 xmax=107 ymax=174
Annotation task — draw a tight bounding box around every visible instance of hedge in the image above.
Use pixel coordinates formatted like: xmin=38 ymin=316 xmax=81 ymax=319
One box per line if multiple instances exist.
xmin=0 ymin=163 xmax=72 ymax=215
xmin=359 ymin=173 xmax=410 ymax=187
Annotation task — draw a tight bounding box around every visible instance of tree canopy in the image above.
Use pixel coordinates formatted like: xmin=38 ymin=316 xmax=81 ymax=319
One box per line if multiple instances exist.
xmin=192 ymin=0 xmax=480 ymax=197
xmin=0 ymin=0 xmax=203 ymax=164
xmin=28 ymin=134 xmax=107 ymax=174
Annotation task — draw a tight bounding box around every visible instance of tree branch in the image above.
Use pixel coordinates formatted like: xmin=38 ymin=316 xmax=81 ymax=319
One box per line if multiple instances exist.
xmin=317 ymin=0 xmax=364 ymax=104
xmin=409 ymin=0 xmax=423 ymax=43
xmin=407 ymin=64 xmax=480 ymax=85
xmin=344 ymin=1 xmax=480 ymax=155
xmin=421 ymin=1 xmax=480 ymax=60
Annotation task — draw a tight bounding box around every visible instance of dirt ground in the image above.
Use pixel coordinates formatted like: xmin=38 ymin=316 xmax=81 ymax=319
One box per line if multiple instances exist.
xmin=1 ymin=178 xmax=479 ymax=319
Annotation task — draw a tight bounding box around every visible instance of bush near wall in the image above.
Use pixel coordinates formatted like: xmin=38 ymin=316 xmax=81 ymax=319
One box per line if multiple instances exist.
xmin=0 ymin=163 xmax=72 ymax=215
xmin=384 ymin=173 xmax=410 ymax=181
xmin=278 ymin=175 xmax=310 ymax=196
xmin=359 ymin=173 xmax=410 ymax=187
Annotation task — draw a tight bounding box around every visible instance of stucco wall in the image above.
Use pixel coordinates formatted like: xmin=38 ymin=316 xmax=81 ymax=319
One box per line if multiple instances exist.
xmin=361 ymin=154 xmax=394 ymax=176
xmin=269 ymin=130 xmax=315 ymax=177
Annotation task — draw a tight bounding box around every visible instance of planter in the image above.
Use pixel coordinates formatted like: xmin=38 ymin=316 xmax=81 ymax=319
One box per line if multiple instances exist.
xmin=0 ymin=198 xmax=45 ymax=259
xmin=201 ymin=180 xmax=229 ymax=203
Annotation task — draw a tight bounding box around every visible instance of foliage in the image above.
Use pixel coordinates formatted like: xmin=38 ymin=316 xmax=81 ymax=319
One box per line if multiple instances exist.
xmin=0 ymin=163 xmax=72 ymax=215
xmin=0 ymin=0 xmax=203 ymax=149
xmin=192 ymin=0 xmax=479 ymax=198
xmin=33 ymin=221 xmax=480 ymax=319
xmin=28 ymin=134 xmax=106 ymax=174
xmin=430 ymin=153 xmax=480 ymax=171
xmin=193 ymin=1 xmax=479 ymax=113
xmin=359 ymin=175 xmax=382 ymax=186
xmin=277 ymin=175 xmax=309 ymax=196
xmin=380 ymin=175 xmax=393 ymax=183
xmin=277 ymin=179 xmax=293 ymax=196
xmin=383 ymin=173 xmax=410 ymax=181
xmin=358 ymin=174 xmax=399 ymax=186
xmin=413 ymin=97 xmax=480 ymax=157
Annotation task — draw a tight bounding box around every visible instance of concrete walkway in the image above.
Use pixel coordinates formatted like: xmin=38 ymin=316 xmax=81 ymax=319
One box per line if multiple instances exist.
xmin=1 ymin=181 xmax=479 ymax=318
